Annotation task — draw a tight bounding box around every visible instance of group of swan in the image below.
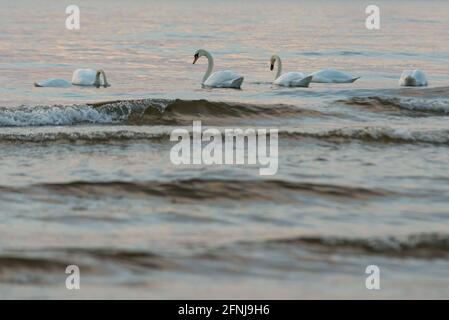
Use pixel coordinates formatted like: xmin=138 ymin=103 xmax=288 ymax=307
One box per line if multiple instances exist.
xmin=192 ymin=50 xmax=360 ymax=89
xmin=269 ymin=54 xmax=358 ymax=87
xmin=34 ymin=49 xmax=429 ymax=89
xmin=35 ymin=69 xmax=110 ymax=88
xmin=193 ymin=50 xmax=427 ymax=88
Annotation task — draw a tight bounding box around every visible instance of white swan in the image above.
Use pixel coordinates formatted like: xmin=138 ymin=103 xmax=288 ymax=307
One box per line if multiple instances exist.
xmin=72 ymin=69 xmax=110 ymax=87
xmin=399 ymin=69 xmax=428 ymax=87
xmin=34 ymin=78 xmax=71 ymax=88
xmin=193 ymin=49 xmax=244 ymax=89
xmin=270 ymin=55 xmax=312 ymax=87
xmin=34 ymin=69 xmax=110 ymax=88
xmin=310 ymin=68 xmax=360 ymax=83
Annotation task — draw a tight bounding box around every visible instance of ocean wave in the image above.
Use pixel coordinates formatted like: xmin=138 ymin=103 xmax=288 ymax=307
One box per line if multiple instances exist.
xmin=0 ymin=104 xmax=120 ymax=127
xmin=97 ymin=98 xmax=320 ymax=125
xmin=2 ymin=179 xmax=391 ymax=201
xmin=0 ymin=255 xmax=69 ymax=271
xmin=0 ymin=248 xmax=171 ymax=274
xmin=341 ymin=96 xmax=449 ymax=115
xmin=281 ymin=127 xmax=449 ymax=145
xmin=0 ymin=99 xmax=316 ymax=127
xmin=269 ymin=233 xmax=449 ymax=259
xmin=0 ymin=130 xmax=171 ymax=143
xmin=1 ymin=126 xmax=448 ymax=145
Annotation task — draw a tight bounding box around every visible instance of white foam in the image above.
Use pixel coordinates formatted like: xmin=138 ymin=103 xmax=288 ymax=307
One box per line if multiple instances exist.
xmin=326 ymin=127 xmax=449 ymax=144
xmin=0 ymin=105 xmax=119 ymax=127
xmin=283 ymin=126 xmax=449 ymax=144
xmin=395 ymin=97 xmax=449 ymax=113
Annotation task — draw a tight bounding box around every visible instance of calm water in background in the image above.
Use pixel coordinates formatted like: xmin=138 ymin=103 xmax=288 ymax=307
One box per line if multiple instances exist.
xmin=0 ymin=0 xmax=449 ymax=299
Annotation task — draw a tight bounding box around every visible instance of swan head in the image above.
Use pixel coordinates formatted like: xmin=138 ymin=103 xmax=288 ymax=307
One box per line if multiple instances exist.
xmin=193 ymin=49 xmax=207 ymax=64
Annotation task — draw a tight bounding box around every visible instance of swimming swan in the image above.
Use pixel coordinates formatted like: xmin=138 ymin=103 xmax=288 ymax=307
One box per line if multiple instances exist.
xmin=270 ymin=55 xmax=312 ymax=87
xmin=34 ymin=69 xmax=110 ymax=88
xmin=310 ymin=68 xmax=360 ymax=83
xmin=34 ymin=78 xmax=71 ymax=88
xmin=193 ymin=49 xmax=244 ymax=89
xmin=399 ymin=69 xmax=428 ymax=87
xmin=72 ymin=69 xmax=110 ymax=87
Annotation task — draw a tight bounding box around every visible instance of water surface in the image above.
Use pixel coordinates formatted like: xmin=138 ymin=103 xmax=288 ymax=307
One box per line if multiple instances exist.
xmin=0 ymin=0 xmax=448 ymax=299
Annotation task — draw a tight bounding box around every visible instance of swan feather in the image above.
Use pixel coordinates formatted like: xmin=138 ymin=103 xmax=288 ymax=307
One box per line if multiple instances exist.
xmin=203 ymin=70 xmax=244 ymax=89
xmin=34 ymin=78 xmax=72 ymax=88
xmin=274 ymin=72 xmax=312 ymax=87
xmin=311 ymin=68 xmax=359 ymax=83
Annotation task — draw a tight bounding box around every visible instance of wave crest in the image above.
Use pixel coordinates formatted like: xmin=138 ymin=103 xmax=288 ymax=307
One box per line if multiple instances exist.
xmin=1 ymin=126 xmax=448 ymax=145
xmin=0 ymin=104 xmax=120 ymax=127
xmin=341 ymin=96 xmax=449 ymax=115
xmin=0 ymin=99 xmax=314 ymax=127
xmin=0 ymin=130 xmax=171 ymax=143
xmin=271 ymin=233 xmax=449 ymax=258
xmin=1 ymin=179 xmax=391 ymax=201
xmin=281 ymin=127 xmax=449 ymax=145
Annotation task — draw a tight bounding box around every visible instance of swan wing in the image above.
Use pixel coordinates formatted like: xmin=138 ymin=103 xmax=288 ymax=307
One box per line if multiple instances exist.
xmin=34 ymin=78 xmax=71 ymax=88
xmin=204 ymin=70 xmax=244 ymax=88
xmin=290 ymin=75 xmax=313 ymax=87
xmin=274 ymin=72 xmax=310 ymax=87
xmin=72 ymin=69 xmax=96 ymax=86
xmin=311 ymin=69 xmax=359 ymax=83
xmin=412 ymin=70 xmax=428 ymax=86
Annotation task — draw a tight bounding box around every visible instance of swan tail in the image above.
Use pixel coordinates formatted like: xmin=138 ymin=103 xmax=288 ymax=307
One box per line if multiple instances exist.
xmin=230 ymin=77 xmax=244 ymax=88
xmin=291 ymin=75 xmax=313 ymax=87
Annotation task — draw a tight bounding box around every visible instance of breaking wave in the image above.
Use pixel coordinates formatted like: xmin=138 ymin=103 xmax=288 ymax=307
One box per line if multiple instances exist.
xmin=1 ymin=126 xmax=448 ymax=145
xmin=0 ymin=104 xmax=118 ymax=127
xmin=2 ymin=178 xmax=392 ymax=201
xmin=0 ymin=98 xmax=319 ymax=127
xmin=281 ymin=127 xmax=449 ymax=145
xmin=341 ymin=95 xmax=449 ymax=115
xmin=0 ymin=130 xmax=171 ymax=143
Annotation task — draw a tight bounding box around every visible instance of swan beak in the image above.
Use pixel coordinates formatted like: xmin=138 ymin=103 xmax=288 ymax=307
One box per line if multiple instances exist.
xmin=270 ymin=64 xmax=274 ymax=71
xmin=193 ymin=54 xmax=199 ymax=64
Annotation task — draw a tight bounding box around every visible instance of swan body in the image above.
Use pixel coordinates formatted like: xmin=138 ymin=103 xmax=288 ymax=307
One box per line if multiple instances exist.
xmin=193 ymin=49 xmax=244 ymax=88
xmin=72 ymin=69 xmax=110 ymax=87
xmin=270 ymin=55 xmax=312 ymax=87
xmin=203 ymin=70 xmax=244 ymax=88
xmin=34 ymin=78 xmax=71 ymax=88
xmin=35 ymin=69 xmax=110 ymax=88
xmin=399 ymin=70 xmax=428 ymax=87
xmin=310 ymin=68 xmax=359 ymax=83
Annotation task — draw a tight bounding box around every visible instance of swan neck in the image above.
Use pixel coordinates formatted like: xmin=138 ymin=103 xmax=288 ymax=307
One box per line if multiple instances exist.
xmin=101 ymin=70 xmax=109 ymax=87
xmin=275 ymin=56 xmax=282 ymax=80
xmin=94 ymin=71 xmax=101 ymax=87
xmin=203 ymin=51 xmax=214 ymax=83
xmin=95 ymin=70 xmax=109 ymax=87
